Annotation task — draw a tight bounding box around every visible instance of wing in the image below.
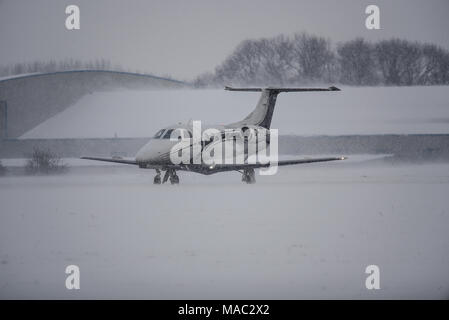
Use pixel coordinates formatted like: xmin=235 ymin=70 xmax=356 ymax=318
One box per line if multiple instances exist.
xmin=272 ymin=156 xmax=347 ymax=166
xmin=80 ymin=156 xmax=347 ymax=174
xmin=80 ymin=156 xmax=138 ymax=165
xmin=209 ymin=156 xmax=347 ymax=172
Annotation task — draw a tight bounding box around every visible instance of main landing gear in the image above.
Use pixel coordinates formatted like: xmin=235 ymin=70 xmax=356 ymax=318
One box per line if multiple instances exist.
xmin=154 ymin=169 xmax=179 ymax=185
xmin=241 ymin=168 xmax=256 ymax=184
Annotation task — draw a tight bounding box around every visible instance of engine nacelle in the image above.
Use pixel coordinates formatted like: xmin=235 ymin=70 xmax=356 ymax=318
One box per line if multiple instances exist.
xmin=240 ymin=126 xmax=270 ymax=144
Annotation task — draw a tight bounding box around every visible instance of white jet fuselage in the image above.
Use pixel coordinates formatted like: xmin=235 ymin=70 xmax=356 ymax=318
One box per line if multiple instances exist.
xmin=135 ymin=124 xmax=270 ymax=167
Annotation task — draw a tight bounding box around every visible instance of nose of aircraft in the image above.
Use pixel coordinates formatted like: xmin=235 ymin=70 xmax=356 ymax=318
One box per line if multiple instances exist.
xmin=135 ymin=139 xmax=172 ymax=164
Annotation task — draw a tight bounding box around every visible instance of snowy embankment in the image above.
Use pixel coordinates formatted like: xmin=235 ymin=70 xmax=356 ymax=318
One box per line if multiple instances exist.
xmin=21 ymin=86 xmax=449 ymax=139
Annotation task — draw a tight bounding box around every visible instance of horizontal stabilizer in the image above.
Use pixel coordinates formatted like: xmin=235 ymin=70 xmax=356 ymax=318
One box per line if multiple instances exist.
xmin=225 ymin=85 xmax=341 ymax=129
xmin=225 ymin=86 xmax=340 ymax=92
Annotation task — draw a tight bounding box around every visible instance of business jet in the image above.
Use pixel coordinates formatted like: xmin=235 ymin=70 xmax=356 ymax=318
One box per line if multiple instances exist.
xmin=81 ymin=86 xmax=346 ymax=184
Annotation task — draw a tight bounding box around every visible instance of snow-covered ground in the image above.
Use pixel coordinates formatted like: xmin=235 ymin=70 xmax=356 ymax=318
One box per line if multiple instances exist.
xmin=3 ymin=86 xmax=449 ymax=299
xmin=0 ymin=157 xmax=120 ymax=167
xmin=21 ymin=86 xmax=449 ymax=139
xmin=1 ymin=159 xmax=448 ymax=299
xmin=0 ymin=72 xmax=41 ymax=82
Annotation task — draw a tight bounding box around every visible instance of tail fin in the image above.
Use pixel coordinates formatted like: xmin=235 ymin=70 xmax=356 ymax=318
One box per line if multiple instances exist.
xmin=226 ymin=86 xmax=340 ymax=129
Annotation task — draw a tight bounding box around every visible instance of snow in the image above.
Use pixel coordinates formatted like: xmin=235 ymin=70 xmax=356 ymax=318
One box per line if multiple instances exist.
xmin=20 ymin=86 xmax=449 ymax=139
xmin=0 ymin=158 xmax=125 ymax=167
xmin=0 ymin=72 xmax=41 ymax=81
xmin=3 ymin=85 xmax=449 ymax=299
xmin=1 ymin=159 xmax=448 ymax=299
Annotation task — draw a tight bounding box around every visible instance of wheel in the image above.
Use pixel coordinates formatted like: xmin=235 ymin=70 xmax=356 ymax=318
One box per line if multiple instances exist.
xmin=170 ymin=174 xmax=179 ymax=185
xmin=153 ymin=175 xmax=161 ymax=184
xmin=242 ymin=169 xmax=256 ymax=184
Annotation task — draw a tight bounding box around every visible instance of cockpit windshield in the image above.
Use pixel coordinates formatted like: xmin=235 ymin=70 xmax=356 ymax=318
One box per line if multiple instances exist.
xmin=162 ymin=129 xmax=175 ymax=139
xmin=154 ymin=128 xmax=192 ymax=139
xmin=153 ymin=129 xmax=165 ymax=139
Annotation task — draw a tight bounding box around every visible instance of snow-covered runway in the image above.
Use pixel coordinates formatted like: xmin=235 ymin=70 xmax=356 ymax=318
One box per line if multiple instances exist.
xmin=1 ymin=159 xmax=448 ymax=299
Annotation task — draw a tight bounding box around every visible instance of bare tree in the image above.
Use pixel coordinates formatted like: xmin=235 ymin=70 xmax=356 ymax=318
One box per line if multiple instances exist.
xmin=256 ymin=35 xmax=293 ymax=85
xmin=214 ymin=39 xmax=265 ymax=85
xmin=25 ymin=148 xmax=68 ymax=175
xmin=419 ymin=44 xmax=449 ymax=85
xmin=289 ymin=32 xmax=335 ymax=83
xmin=337 ymin=38 xmax=378 ymax=85
xmin=374 ymin=39 xmax=424 ymax=85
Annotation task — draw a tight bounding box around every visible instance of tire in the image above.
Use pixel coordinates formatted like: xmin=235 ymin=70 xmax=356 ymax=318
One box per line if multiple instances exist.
xmin=170 ymin=175 xmax=179 ymax=185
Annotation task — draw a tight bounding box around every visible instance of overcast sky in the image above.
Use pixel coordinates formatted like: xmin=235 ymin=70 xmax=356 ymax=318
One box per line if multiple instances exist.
xmin=1 ymin=0 xmax=448 ymax=80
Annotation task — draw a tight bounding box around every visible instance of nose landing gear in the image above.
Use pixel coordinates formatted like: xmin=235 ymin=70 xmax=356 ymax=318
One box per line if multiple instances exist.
xmin=242 ymin=168 xmax=256 ymax=184
xmin=156 ymin=169 xmax=179 ymax=185
xmin=153 ymin=169 xmax=161 ymax=184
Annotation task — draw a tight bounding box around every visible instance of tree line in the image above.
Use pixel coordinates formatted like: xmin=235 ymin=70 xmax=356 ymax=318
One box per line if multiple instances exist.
xmin=194 ymin=33 xmax=449 ymax=87
xmin=2 ymin=35 xmax=448 ymax=86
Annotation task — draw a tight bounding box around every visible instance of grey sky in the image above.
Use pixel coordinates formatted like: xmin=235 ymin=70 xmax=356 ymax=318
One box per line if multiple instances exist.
xmin=1 ymin=0 xmax=448 ymax=80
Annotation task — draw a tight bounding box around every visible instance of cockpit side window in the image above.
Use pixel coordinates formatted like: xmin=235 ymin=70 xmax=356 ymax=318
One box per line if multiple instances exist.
xmin=154 ymin=129 xmax=165 ymax=139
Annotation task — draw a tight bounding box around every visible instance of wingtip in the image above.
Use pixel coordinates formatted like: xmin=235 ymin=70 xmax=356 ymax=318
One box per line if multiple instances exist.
xmin=329 ymin=86 xmax=341 ymax=91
